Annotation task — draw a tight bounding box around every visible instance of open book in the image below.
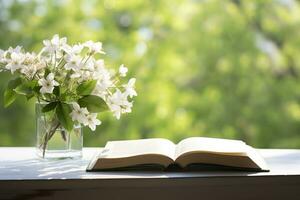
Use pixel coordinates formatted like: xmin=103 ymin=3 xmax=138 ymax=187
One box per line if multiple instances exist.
xmin=86 ymin=137 xmax=269 ymax=172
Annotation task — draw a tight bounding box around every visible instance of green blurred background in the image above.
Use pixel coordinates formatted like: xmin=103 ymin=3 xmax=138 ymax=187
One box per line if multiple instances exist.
xmin=0 ymin=0 xmax=300 ymax=148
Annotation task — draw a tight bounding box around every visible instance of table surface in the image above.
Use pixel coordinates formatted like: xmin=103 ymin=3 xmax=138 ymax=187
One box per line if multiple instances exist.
xmin=0 ymin=147 xmax=300 ymax=180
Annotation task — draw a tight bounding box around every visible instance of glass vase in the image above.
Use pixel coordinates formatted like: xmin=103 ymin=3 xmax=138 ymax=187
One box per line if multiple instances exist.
xmin=35 ymin=102 xmax=83 ymax=159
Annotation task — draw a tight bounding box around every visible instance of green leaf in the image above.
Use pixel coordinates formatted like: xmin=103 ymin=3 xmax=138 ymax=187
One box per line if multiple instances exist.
xmin=76 ymin=80 xmax=97 ymax=96
xmin=3 ymin=78 xmax=23 ymax=107
xmin=28 ymin=79 xmax=38 ymax=87
xmin=7 ymin=77 xmax=23 ymax=90
xmin=14 ymin=83 xmax=33 ymax=95
xmin=4 ymin=89 xmax=16 ymax=107
xmin=44 ymin=68 xmax=51 ymax=77
xmin=78 ymin=95 xmax=108 ymax=112
xmin=13 ymin=79 xmax=39 ymax=96
xmin=33 ymin=86 xmax=42 ymax=94
xmin=42 ymin=102 xmax=58 ymax=113
xmin=56 ymin=102 xmax=73 ymax=131
xmin=53 ymin=86 xmax=60 ymax=96
xmin=26 ymin=93 xmax=35 ymax=100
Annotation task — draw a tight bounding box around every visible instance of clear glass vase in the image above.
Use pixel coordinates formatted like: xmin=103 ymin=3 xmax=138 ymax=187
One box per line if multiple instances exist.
xmin=36 ymin=102 xmax=83 ymax=159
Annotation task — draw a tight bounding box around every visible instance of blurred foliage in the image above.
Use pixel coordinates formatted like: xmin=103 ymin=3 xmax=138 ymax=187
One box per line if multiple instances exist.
xmin=1 ymin=0 xmax=300 ymax=148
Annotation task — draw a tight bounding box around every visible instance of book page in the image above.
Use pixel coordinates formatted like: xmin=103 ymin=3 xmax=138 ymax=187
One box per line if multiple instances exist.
xmin=175 ymin=137 xmax=248 ymax=159
xmin=99 ymin=138 xmax=176 ymax=160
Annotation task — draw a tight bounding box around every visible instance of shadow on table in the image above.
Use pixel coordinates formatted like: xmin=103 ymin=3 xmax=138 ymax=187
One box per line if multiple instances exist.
xmin=0 ymin=158 xmax=88 ymax=179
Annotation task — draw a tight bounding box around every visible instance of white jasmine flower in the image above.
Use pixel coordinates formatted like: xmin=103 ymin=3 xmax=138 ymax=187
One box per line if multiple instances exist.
xmin=72 ymin=44 xmax=84 ymax=54
xmin=123 ymin=78 xmax=137 ymax=98
xmin=20 ymin=53 xmax=45 ymax=78
xmin=42 ymin=34 xmax=67 ymax=54
xmin=92 ymin=59 xmax=106 ymax=78
xmin=70 ymin=102 xmax=89 ymax=124
xmin=23 ymin=52 xmax=37 ymax=64
xmin=63 ymin=43 xmax=84 ymax=55
xmin=7 ymin=46 xmax=22 ymax=54
xmin=64 ymin=54 xmax=82 ymax=71
xmin=38 ymin=73 xmax=59 ymax=94
xmin=20 ymin=64 xmax=37 ymax=79
xmin=92 ymin=85 xmax=107 ymax=99
xmin=110 ymin=105 xmax=122 ymax=119
xmin=5 ymin=52 xmax=25 ymax=73
xmin=70 ymin=71 xmax=82 ymax=79
xmin=0 ymin=49 xmax=5 ymax=63
xmin=0 ymin=49 xmax=4 ymax=56
xmin=84 ymin=41 xmax=105 ymax=54
xmin=20 ymin=53 xmax=40 ymax=79
xmin=75 ymin=70 xmax=93 ymax=82
xmin=92 ymin=72 xmax=113 ymax=98
xmin=91 ymin=59 xmax=113 ymax=97
xmin=108 ymin=90 xmax=123 ymax=119
xmin=94 ymin=59 xmax=105 ymax=70
xmin=83 ymin=58 xmax=95 ymax=71
xmin=119 ymin=64 xmax=128 ymax=77
xmin=92 ymin=78 xmax=113 ymax=99
xmin=35 ymin=60 xmax=47 ymax=71
xmin=0 ymin=49 xmax=6 ymax=72
xmin=108 ymin=89 xmax=133 ymax=119
xmin=84 ymin=113 xmax=101 ymax=131
xmin=99 ymin=70 xmax=112 ymax=86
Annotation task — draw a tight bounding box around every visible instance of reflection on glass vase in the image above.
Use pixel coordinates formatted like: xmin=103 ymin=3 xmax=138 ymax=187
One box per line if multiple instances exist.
xmin=36 ymin=102 xmax=83 ymax=159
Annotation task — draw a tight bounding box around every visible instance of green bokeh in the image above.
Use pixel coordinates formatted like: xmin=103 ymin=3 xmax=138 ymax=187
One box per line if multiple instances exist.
xmin=1 ymin=0 xmax=300 ymax=148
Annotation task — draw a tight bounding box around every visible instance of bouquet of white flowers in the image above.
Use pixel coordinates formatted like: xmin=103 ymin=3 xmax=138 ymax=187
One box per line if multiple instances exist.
xmin=0 ymin=34 xmax=137 ymax=157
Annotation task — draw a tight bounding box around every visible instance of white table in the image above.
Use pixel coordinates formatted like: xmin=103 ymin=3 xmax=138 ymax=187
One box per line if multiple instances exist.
xmin=0 ymin=148 xmax=300 ymax=199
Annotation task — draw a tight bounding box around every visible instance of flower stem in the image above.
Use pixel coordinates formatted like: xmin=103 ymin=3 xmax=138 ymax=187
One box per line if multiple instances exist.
xmin=41 ymin=120 xmax=60 ymax=158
